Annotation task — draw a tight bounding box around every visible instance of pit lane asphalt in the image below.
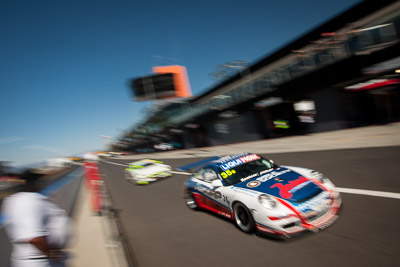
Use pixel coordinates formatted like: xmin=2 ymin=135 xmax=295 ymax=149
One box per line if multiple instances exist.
xmin=99 ymin=146 xmax=400 ymax=267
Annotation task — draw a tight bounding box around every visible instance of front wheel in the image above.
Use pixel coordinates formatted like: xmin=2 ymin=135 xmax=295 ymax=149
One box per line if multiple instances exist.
xmin=125 ymin=172 xmax=134 ymax=183
xmin=233 ymin=203 xmax=255 ymax=233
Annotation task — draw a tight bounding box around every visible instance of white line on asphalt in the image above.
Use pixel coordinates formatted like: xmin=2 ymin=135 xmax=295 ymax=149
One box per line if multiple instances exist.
xmin=337 ymin=187 xmax=400 ymax=199
xmin=100 ymin=160 xmax=128 ymax=167
xmin=170 ymin=170 xmax=191 ymax=175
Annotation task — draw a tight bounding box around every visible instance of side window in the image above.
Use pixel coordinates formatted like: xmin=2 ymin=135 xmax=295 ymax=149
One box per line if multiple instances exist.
xmin=195 ymin=168 xmax=218 ymax=182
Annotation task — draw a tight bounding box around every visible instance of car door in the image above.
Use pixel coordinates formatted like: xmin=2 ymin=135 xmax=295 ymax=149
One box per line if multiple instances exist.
xmin=193 ymin=167 xmax=231 ymax=218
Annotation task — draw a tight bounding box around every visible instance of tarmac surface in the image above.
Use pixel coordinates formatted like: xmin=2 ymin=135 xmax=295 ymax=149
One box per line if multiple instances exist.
xmin=67 ymin=122 xmax=400 ymax=267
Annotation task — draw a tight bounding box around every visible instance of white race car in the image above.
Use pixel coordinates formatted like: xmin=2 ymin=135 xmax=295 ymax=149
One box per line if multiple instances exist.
xmin=125 ymin=159 xmax=172 ymax=185
xmin=180 ymin=153 xmax=341 ymax=238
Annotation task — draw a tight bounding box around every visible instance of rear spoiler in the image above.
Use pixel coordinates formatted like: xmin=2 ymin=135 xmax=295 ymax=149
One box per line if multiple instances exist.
xmin=177 ymin=156 xmax=221 ymax=172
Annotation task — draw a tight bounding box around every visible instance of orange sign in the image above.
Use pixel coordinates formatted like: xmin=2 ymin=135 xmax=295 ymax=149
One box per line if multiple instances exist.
xmin=152 ymin=65 xmax=192 ymax=98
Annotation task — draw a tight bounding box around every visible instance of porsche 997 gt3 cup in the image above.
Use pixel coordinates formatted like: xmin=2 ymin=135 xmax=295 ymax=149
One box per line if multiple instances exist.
xmin=125 ymin=159 xmax=172 ymax=185
xmin=180 ymin=153 xmax=341 ymax=237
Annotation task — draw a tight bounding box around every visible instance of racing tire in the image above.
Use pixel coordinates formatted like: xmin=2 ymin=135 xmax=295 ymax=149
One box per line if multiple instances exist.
xmin=185 ymin=191 xmax=199 ymax=210
xmin=233 ymin=202 xmax=255 ymax=233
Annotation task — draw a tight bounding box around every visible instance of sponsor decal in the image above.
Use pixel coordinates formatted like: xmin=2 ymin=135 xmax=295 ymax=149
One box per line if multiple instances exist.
xmin=216 ymin=155 xmax=235 ymax=163
xmin=220 ymin=154 xmax=260 ymax=171
xmin=239 ymin=154 xmax=260 ymax=163
xmin=240 ymin=173 xmax=258 ymax=182
xmin=216 ymin=153 xmax=250 ymax=164
xmin=260 ymin=169 xmax=273 ymax=176
xmin=220 ymin=159 xmax=243 ymax=171
xmin=232 ymin=187 xmax=259 ymax=195
xmin=270 ymin=176 xmax=308 ymax=199
xmin=193 ymin=193 xmax=231 ymax=218
xmin=256 ymin=169 xmax=291 ymax=183
xmin=195 ymin=186 xmax=222 ymax=199
xmin=247 ymin=181 xmax=261 ymax=188
xmin=222 ymin=195 xmax=230 ymax=206
xmin=296 ymin=191 xmax=330 ymax=212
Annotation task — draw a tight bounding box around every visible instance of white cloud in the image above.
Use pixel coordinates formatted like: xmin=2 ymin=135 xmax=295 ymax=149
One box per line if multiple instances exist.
xmin=0 ymin=136 xmax=28 ymax=144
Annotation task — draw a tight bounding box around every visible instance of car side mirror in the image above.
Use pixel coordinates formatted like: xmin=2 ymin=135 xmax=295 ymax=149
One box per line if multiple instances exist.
xmin=211 ymin=179 xmax=223 ymax=188
xmin=268 ymin=159 xmax=278 ymax=168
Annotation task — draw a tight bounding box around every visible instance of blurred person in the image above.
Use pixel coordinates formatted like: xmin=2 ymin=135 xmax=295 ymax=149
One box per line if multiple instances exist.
xmin=1 ymin=170 xmax=73 ymax=267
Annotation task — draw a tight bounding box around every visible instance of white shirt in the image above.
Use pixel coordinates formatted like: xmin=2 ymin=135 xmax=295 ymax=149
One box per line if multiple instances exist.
xmin=2 ymin=192 xmax=72 ymax=267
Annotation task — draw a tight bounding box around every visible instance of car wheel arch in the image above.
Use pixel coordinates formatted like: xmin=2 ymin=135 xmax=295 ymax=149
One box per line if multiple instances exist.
xmin=230 ymin=200 xmax=242 ymax=211
xmin=184 ymin=187 xmax=199 ymax=210
xmin=232 ymin=201 xmax=256 ymax=233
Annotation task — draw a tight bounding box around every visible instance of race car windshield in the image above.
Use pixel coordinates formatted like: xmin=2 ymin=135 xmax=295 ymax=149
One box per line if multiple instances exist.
xmin=219 ymin=158 xmax=275 ymax=185
xmin=131 ymin=162 xmax=154 ymax=168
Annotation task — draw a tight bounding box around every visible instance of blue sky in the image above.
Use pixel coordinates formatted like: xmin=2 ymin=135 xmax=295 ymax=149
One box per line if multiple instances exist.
xmin=0 ymin=0 xmax=361 ymax=167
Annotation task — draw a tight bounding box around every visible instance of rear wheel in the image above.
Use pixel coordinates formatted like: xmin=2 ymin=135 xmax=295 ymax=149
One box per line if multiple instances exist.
xmin=185 ymin=190 xmax=198 ymax=210
xmin=233 ymin=203 xmax=255 ymax=233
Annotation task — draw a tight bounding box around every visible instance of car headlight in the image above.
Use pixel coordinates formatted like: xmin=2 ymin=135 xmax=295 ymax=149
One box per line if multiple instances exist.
xmin=311 ymin=170 xmax=327 ymax=183
xmin=258 ymin=194 xmax=277 ymax=209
